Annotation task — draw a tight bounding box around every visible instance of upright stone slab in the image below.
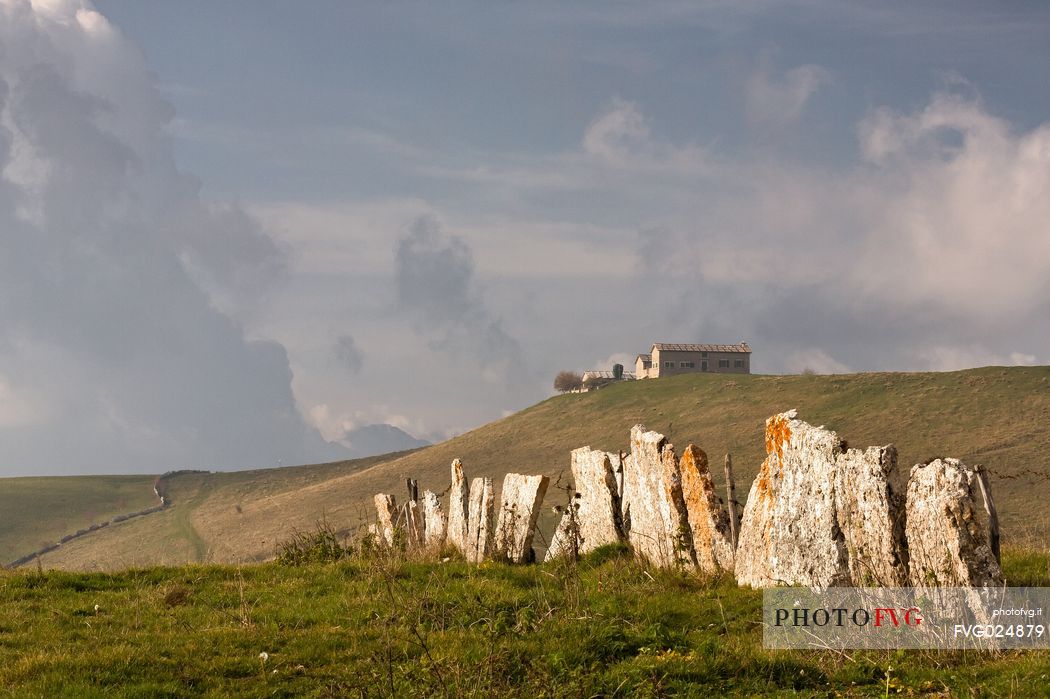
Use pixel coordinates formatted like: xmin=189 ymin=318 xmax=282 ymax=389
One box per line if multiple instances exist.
xmin=405 ymin=500 xmax=425 ymax=548
xmin=546 ymin=505 xmax=577 ymax=562
xmin=494 ymin=473 xmax=550 ymax=563
xmin=545 ymin=448 xmax=624 ymax=561
xmin=906 ymin=458 xmax=1003 ymax=587
xmin=422 ymin=490 xmax=447 ymax=549
xmin=374 ymin=493 xmax=396 ymax=547
xmin=678 ymin=444 xmax=735 ymax=573
xmin=446 ymin=459 xmax=469 ymax=554
xmin=465 ymin=477 xmax=495 ymax=563
xmin=662 ymin=442 xmax=698 ymax=567
xmin=735 ymin=410 xmax=850 ymax=588
xmin=621 ymin=426 xmax=694 ymax=568
xmin=835 ymin=445 xmax=908 ymax=586
xmin=366 ymin=523 xmax=381 ymax=546
xmin=736 ymin=410 xmax=916 ymax=588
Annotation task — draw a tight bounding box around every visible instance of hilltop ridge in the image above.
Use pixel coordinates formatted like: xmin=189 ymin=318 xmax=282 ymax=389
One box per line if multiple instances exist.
xmin=9 ymin=366 xmax=1050 ymax=570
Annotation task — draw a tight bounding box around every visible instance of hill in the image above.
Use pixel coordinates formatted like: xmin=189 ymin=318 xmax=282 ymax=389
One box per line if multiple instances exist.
xmin=0 ymin=475 xmax=158 ymax=564
xmin=9 ymin=366 xmax=1050 ymax=570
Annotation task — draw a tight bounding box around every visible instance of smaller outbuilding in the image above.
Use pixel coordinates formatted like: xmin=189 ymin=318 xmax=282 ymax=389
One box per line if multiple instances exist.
xmin=579 ymin=369 xmax=636 ymax=391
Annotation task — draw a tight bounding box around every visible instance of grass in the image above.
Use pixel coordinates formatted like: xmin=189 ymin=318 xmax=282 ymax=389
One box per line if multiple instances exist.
xmin=7 ymin=366 xmax=1050 ymax=570
xmin=0 ymin=546 xmax=1047 ymax=696
xmin=4 ymin=452 xmax=410 ymax=569
xmin=0 ymin=475 xmax=157 ymax=564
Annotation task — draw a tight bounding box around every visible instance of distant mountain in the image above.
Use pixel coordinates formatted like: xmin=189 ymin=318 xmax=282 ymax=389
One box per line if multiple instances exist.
xmin=342 ymin=424 xmax=431 ymax=458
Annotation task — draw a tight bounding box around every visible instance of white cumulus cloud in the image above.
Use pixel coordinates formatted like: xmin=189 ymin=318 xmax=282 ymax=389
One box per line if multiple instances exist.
xmin=0 ymin=0 xmax=343 ymax=474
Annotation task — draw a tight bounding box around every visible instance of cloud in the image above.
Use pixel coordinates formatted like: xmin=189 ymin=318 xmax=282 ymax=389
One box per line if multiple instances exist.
xmin=0 ymin=372 xmax=45 ymax=428
xmin=250 ymin=198 xmax=433 ymax=276
xmin=855 ymin=91 xmax=1050 ymax=320
xmin=0 ymin=1 xmax=342 ymax=474
xmin=632 ymin=88 xmax=1049 ymax=374
xmin=914 ymin=346 xmax=1039 ymax=372
xmin=745 ymin=57 xmax=830 ymax=126
xmin=591 ymin=352 xmax=638 ymax=374
xmin=583 ymin=97 xmax=651 ymax=163
xmin=582 ymin=98 xmax=710 ymax=175
xmin=394 ymin=215 xmax=525 ymax=382
xmin=784 ymin=349 xmax=853 ymax=375
xmin=334 ymin=334 xmax=364 ymax=374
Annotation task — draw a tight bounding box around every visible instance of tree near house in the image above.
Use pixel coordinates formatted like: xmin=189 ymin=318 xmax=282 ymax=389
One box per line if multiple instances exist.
xmin=553 ymin=371 xmax=583 ymax=393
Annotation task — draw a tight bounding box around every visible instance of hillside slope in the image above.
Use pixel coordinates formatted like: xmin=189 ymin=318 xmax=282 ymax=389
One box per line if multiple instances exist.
xmin=0 ymin=476 xmax=158 ymax=564
xmin=23 ymin=366 xmax=1050 ymax=570
xmin=3 ymin=454 xmax=409 ymax=569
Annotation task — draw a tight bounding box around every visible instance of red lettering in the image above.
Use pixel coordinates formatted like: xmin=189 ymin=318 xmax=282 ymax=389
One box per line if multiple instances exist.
xmin=874 ymin=608 xmax=900 ymax=627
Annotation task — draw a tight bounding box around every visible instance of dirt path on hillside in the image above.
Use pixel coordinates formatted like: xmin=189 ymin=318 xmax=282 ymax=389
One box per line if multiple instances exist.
xmin=173 ymin=481 xmax=210 ymax=563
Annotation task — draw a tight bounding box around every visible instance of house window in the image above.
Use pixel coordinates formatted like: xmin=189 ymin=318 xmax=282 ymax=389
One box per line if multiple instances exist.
xmin=734 ymin=359 xmax=744 ymax=368
xmin=664 ymin=361 xmax=675 ymax=369
xmin=680 ymin=362 xmax=695 ymax=368
xmin=701 ymin=360 xmax=708 ymax=371
xmin=718 ymin=359 xmax=730 ymax=368
xmin=701 ymin=351 xmax=708 ymax=358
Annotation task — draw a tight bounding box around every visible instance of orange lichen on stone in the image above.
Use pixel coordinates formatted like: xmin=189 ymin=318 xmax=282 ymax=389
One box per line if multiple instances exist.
xmin=755 ymin=412 xmax=793 ymax=503
xmin=679 ymin=444 xmax=734 ymax=572
xmin=764 ymin=412 xmax=792 ymax=461
xmin=679 ymin=445 xmax=713 ymax=550
xmin=755 ymin=455 xmax=773 ymax=502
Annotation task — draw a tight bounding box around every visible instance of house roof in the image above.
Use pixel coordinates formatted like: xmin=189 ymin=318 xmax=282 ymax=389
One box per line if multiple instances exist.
xmin=651 ymin=342 xmax=751 ymax=353
xmin=636 ymin=354 xmax=651 ymax=361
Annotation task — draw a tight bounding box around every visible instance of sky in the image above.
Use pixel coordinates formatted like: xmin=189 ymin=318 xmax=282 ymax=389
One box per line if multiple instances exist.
xmin=1 ymin=0 xmax=1049 ymax=476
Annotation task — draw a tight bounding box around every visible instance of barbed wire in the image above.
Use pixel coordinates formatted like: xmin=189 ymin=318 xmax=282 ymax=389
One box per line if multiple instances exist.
xmin=982 ymin=466 xmax=1050 ymax=482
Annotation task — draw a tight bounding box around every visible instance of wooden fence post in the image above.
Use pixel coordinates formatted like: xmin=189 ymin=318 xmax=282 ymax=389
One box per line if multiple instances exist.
xmin=974 ymin=465 xmax=1000 ymax=566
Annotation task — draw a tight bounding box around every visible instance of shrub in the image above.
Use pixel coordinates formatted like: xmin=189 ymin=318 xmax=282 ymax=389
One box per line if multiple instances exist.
xmin=554 ymin=371 xmax=583 ymax=393
xmin=276 ymin=522 xmax=354 ymax=566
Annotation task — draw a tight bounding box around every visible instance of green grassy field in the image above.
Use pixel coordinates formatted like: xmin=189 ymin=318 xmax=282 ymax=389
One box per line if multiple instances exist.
xmin=1 ymin=545 xmax=1048 ymax=697
xmin=1 ymin=453 xmax=411 ymax=569
xmin=6 ymin=367 xmax=1050 ymax=570
xmin=0 ymin=476 xmax=158 ymax=564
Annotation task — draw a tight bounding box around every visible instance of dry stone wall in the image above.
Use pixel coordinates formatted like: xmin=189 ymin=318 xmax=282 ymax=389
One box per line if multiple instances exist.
xmin=734 ymin=410 xmax=999 ymax=590
xmin=365 ymin=410 xmax=1004 ymax=591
